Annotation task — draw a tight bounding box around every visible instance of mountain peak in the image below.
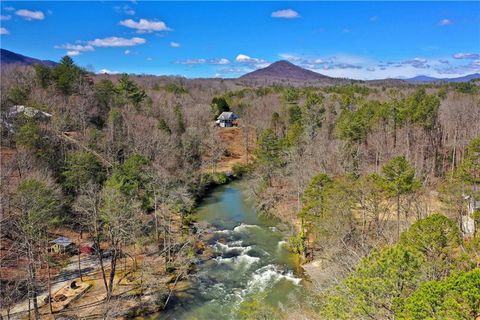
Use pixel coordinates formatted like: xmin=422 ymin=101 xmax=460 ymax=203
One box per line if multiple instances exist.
xmin=239 ymin=60 xmax=331 ymax=82
xmin=1 ymin=48 xmax=57 ymax=68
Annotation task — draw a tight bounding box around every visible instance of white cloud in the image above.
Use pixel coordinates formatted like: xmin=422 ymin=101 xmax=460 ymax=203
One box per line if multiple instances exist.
xmin=170 ymin=41 xmax=181 ymax=48
xmin=115 ymin=4 xmax=135 ymax=16
xmin=453 ymin=53 xmax=480 ymax=59
xmin=1 ymin=15 xmax=11 ymax=21
xmin=235 ymin=54 xmax=265 ymax=64
xmin=235 ymin=54 xmax=269 ymax=69
xmin=125 ymin=8 xmax=135 ymax=15
xmin=55 ymin=43 xmax=94 ymax=52
xmin=3 ymin=7 xmax=15 ymax=12
xmin=15 ymin=9 xmax=45 ymax=20
xmin=124 ymin=49 xmax=131 ymax=55
xmin=0 ymin=27 xmax=9 ymax=35
xmin=88 ymin=36 xmax=146 ymax=47
xmin=98 ymin=69 xmax=120 ymax=75
xmin=175 ymin=58 xmax=206 ymax=65
xmin=278 ymin=53 xmax=302 ymax=62
xmin=146 ymin=57 xmax=153 ymax=61
xmin=67 ymin=50 xmax=80 ymax=56
xmin=174 ymin=58 xmax=230 ymax=65
xmin=401 ymin=57 xmax=429 ymax=68
xmin=438 ymin=19 xmax=452 ymax=26
xmin=55 ymin=43 xmax=95 ymax=56
xmin=120 ymin=18 xmax=172 ymax=33
xmin=271 ymin=9 xmax=300 ymax=19
xmin=210 ymin=58 xmax=230 ymax=65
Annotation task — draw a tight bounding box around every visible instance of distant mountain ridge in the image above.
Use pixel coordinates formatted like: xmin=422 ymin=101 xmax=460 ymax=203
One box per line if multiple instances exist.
xmin=405 ymin=73 xmax=480 ymax=83
xmin=0 ymin=48 xmax=57 ymax=67
xmin=1 ymin=49 xmax=479 ymax=84
xmin=239 ymin=60 xmax=332 ymax=82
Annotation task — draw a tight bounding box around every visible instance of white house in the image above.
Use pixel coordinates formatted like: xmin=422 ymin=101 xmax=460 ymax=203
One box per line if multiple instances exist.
xmin=216 ymin=112 xmax=238 ymax=128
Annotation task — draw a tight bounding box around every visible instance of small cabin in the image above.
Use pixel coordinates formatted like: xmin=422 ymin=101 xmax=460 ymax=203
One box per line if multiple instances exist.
xmin=216 ymin=112 xmax=238 ymax=128
xmin=49 ymin=236 xmax=74 ymax=254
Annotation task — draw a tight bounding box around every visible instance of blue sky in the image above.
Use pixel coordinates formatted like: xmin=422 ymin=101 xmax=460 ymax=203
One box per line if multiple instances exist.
xmin=1 ymin=1 xmax=479 ymax=79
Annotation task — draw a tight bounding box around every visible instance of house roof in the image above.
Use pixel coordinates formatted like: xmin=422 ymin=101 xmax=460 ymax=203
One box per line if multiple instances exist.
xmin=217 ymin=112 xmax=238 ymax=121
xmin=51 ymin=236 xmax=73 ymax=247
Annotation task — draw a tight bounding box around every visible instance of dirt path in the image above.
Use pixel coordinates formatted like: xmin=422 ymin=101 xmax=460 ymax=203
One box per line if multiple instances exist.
xmin=3 ymin=254 xmax=102 ymax=318
xmin=208 ymin=126 xmax=255 ymax=173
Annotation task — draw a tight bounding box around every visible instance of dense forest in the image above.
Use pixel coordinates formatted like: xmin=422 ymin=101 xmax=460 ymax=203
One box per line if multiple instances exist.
xmin=1 ymin=56 xmax=479 ymax=319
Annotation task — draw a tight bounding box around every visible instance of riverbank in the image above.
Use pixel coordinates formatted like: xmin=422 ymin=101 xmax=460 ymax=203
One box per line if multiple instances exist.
xmin=146 ymin=181 xmax=307 ymax=319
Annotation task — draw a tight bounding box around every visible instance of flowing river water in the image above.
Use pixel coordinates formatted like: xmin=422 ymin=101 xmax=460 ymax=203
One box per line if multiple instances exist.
xmin=158 ymin=181 xmax=306 ymax=319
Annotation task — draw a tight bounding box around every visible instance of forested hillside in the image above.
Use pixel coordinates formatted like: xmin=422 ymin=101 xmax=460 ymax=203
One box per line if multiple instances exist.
xmin=1 ymin=57 xmax=479 ymax=319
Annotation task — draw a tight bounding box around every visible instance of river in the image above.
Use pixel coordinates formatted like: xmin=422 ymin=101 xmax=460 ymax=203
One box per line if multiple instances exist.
xmin=158 ymin=181 xmax=305 ymax=319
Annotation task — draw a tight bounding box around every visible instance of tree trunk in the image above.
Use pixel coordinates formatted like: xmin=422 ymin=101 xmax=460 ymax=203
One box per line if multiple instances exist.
xmin=78 ymin=242 xmax=82 ymax=282
xmin=107 ymin=249 xmax=118 ymax=301
xmin=27 ymin=243 xmax=40 ymax=320
xmin=47 ymin=258 xmax=53 ymax=315
xmin=396 ymin=194 xmax=401 ymax=239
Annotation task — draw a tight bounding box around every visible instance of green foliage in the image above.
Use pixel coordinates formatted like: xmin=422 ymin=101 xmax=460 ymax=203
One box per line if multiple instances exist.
xmin=211 ymin=96 xmax=230 ymax=118
xmin=174 ymin=104 xmax=185 ymax=134
xmin=117 ymin=74 xmax=146 ymax=108
xmin=62 ymin=151 xmax=106 ymax=192
xmin=95 ymin=79 xmax=118 ymax=111
xmin=325 ymin=84 xmax=370 ymax=96
xmin=106 ymin=154 xmax=152 ymax=209
xmin=399 ymin=268 xmax=480 ymax=320
xmin=336 ymin=101 xmax=378 ymax=144
xmin=458 ymin=136 xmax=480 ymax=184
xmin=238 ymin=292 xmax=282 ymax=320
xmin=100 ymin=185 xmax=141 ymax=243
xmin=402 ymin=89 xmax=440 ymax=130
xmin=15 ymin=119 xmax=54 ymax=159
xmin=34 ymin=64 xmax=52 ymax=89
xmin=254 ymin=129 xmax=283 ymax=167
xmin=287 ymin=105 xmax=302 ymax=124
xmin=8 ymin=85 xmax=30 ymax=105
xmin=399 ymin=214 xmax=460 ymax=258
xmin=288 ymin=227 xmax=306 ymax=255
xmin=163 ymin=83 xmax=188 ymax=94
xmin=51 ymin=55 xmax=84 ymax=95
xmin=203 ymin=172 xmax=229 ymax=185
xmin=282 ymin=88 xmax=300 ymax=102
xmin=319 ymin=214 xmax=476 ymax=320
xmin=451 ymin=81 xmax=478 ymax=94
xmin=283 ymin=122 xmax=303 ymax=147
xmin=14 ymin=179 xmax=61 ymax=241
xmin=300 ymin=173 xmax=332 ymax=219
xmin=270 ymin=112 xmax=281 ymax=131
xmin=322 ymin=246 xmax=424 ymax=320
xmin=157 ymin=118 xmax=171 ymax=134
xmin=376 ymin=156 xmax=421 ymax=197
xmin=302 ymin=92 xmax=325 ymax=138
xmin=232 ymin=163 xmax=253 ymax=177
xmin=335 ymin=89 xmax=440 ymax=146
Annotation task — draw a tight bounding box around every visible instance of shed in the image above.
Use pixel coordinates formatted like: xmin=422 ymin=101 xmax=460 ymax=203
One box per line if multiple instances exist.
xmin=79 ymin=242 xmax=94 ymax=255
xmin=216 ymin=112 xmax=238 ymax=128
xmin=49 ymin=237 xmax=74 ymax=254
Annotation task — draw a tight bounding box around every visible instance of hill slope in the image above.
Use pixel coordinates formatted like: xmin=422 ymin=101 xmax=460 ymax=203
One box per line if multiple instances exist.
xmin=239 ymin=60 xmax=332 ymax=82
xmin=1 ymin=48 xmax=57 ymax=67
xmin=406 ymin=73 xmax=480 ymax=83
